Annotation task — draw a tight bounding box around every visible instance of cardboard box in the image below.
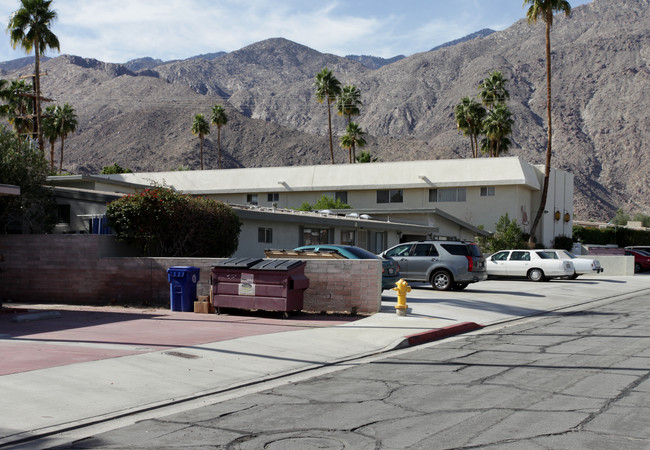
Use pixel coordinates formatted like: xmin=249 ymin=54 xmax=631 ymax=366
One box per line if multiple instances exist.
xmin=194 ymin=295 xmax=215 ymax=314
xmin=194 ymin=301 xmax=209 ymax=314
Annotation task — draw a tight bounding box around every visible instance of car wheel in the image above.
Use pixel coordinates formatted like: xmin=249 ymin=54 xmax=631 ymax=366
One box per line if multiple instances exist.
xmin=453 ymin=283 xmax=469 ymax=290
xmin=528 ymin=268 xmax=545 ymax=282
xmin=635 ymin=263 xmax=641 ymax=273
xmin=569 ymin=273 xmax=579 ymax=280
xmin=431 ymin=270 xmax=453 ymax=290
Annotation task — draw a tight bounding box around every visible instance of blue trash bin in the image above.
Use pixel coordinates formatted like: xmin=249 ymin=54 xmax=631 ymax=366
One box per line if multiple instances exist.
xmin=167 ymin=266 xmax=200 ymax=312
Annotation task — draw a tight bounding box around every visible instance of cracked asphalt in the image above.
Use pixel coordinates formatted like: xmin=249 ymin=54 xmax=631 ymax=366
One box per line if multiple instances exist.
xmin=56 ymin=291 xmax=650 ymax=449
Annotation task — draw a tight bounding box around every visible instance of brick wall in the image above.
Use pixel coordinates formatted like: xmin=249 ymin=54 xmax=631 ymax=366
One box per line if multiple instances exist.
xmin=0 ymin=235 xmax=381 ymax=314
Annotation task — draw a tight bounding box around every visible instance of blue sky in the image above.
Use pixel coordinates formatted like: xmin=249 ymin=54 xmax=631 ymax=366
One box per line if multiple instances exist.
xmin=0 ymin=0 xmax=591 ymax=63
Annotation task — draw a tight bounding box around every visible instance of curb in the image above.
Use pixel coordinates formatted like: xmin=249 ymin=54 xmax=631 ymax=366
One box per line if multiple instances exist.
xmin=404 ymin=322 xmax=484 ymax=347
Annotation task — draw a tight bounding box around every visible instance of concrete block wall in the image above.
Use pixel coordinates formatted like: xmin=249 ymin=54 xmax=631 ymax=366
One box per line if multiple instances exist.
xmin=0 ymin=235 xmax=381 ymax=314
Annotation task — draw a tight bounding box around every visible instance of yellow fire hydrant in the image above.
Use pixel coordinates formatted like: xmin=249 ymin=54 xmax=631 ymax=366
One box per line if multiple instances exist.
xmin=392 ymin=278 xmax=411 ymax=316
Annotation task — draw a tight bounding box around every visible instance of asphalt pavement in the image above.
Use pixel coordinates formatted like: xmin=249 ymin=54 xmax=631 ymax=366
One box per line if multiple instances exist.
xmin=1 ymin=274 xmax=649 ymax=449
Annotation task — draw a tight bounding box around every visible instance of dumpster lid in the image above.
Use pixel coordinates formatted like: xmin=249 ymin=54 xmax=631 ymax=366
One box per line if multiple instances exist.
xmin=213 ymin=258 xmax=264 ymax=269
xmin=251 ymin=259 xmax=305 ymax=271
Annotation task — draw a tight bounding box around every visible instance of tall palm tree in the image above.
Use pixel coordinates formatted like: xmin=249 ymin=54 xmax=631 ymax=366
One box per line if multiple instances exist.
xmin=478 ymin=71 xmax=510 ymax=109
xmin=53 ymin=103 xmax=77 ymax=174
xmin=454 ymin=97 xmax=486 ymax=158
xmin=7 ymin=0 xmax=60 ymax=154
xmin=191 ymin=113 xmax=210 ymax=170
xmin=42 ymin=103 xmax=58 ymax=170
xmin=340 ymin=121 xmax=367 ymax=164
xmin=482 ymin=103 xmax=514 ymax=157
xmin=524 ymin=0 xmax=572 ymax=245
xmin=313 ymin=67 xmax=342 ymax=164
xmin=210 ymin=104 xmax=228 ymax=169
xmin=336 ymin=85 xmax=362 ymax=125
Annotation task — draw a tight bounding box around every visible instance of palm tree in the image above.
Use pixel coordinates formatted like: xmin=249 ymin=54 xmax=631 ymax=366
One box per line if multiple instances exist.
xmin=355 ymin=151 xmax=378 ymax=163
xmin=478 ymin=71 xmax=510 ymax=109
xmin=313 ymin=67 xmax=342 ymax=164
xmin=191 ymin=113 xmax=210 ymax=170
xmin=340 ymin=121 xmax=367 ymax=164
xmin=524 ymin=0 xmax=572 ymax=245
xmin=336 ymin=85 xmax=362 ymax=125
xmin=482 ymin=103 xmax=514 ymax=157
xmin=7 ymin=0 xmax=60 ymax=154
xmin=210 ymin=104 xmax=228 ymax=169
xmin=53 ymin=103 xmax=77 ymax=174
xmin=42 ymin=103 xmax=58 ymax=170
xmin=5 ymin=79 xmax=34 ymax=150
xmin=454 ymin=97 xmax=486 ymax=158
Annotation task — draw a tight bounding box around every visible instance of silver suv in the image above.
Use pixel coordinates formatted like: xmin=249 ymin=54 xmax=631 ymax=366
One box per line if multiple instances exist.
xmin=380 ymin=241 xmax=487 ymax=290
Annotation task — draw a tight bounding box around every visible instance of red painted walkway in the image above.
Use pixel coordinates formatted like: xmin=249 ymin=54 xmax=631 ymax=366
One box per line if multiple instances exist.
xmin=0 ymin=304 xmax=359 ymax=376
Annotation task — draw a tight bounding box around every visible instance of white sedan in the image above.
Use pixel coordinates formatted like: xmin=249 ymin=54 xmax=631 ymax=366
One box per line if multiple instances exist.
xmin=540 ymin=249 xmax=603 ymax=279
xmin=487 ymin=249 xmax=575 ymax=282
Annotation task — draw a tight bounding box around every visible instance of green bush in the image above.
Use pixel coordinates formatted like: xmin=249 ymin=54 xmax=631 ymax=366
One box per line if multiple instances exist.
xmin=106 ymin=187 xmax=241 ymax=257
xmin=573 ymin=225 xmax=650 ymax=247
xmin=480 ymin=213 xmax=526 ymax=254
xmin=101 ymin=163 xmax=132 ymax=174
xmin=552 ymin=235 xmax=574 ymax=250
xmin=0 ymin=126 xmax=56 ymax=233
xmin=297 ymin=195 xmax=351 ymax=211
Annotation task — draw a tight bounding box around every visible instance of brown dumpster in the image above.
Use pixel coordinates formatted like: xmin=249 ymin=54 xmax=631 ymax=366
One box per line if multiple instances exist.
xmin=211 ymin=258 xmax=309 ymax=315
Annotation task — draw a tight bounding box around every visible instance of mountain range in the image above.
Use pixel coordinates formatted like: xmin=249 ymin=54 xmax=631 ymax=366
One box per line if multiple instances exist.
xmin=1 ymin=0 xmax=648 ymax=222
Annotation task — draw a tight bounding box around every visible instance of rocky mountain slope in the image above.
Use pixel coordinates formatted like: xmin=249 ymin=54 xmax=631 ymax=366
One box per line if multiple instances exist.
xmin=1 ymin=0 xmax=648 ymax=221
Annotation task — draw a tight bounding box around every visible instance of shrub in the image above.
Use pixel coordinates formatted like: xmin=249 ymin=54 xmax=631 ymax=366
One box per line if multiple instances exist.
xmin=106 ymin=187 xmax=241 ymax=257
xmin=0 ymin=126 xmax=56 ymax=233
xmin=297 ymin=195 xmax=351 ymax=211
xmin=483 ymin=213 xmax=526 ymax=254
xmin=552 ymin=235 xmax=573 ymax=250
xmin=101 ymin=163 xmax=132 ymax=174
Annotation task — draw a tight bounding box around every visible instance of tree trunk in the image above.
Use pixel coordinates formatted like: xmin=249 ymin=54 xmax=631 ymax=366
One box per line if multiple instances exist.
xmin=200 ymin=137 xmax=204 ymax=170
xmin=529 ymin=20 xmax=554 ymax=246
xmin=59 ymin=137 xmax=65 ymax=174
xmin=34 ymin=33 xmax=44 ymax=154
xmin=217 ymin=127 xmax=222 ymax=169
xmin=327 ymin=98 xmax=334 ymax=164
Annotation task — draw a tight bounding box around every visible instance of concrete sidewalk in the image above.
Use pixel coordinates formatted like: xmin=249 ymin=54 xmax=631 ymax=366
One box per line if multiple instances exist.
xmin=1 ymin=275 xmax=649 ymax=448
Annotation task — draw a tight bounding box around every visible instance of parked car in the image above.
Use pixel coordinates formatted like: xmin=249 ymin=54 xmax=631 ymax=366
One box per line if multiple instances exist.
xmin=486 ymin=249 xmax=574 ymax=281
xmin=540 ymin=249 xmax=603 ymax=279
xmin=379 ymin=241 xmax=487 ymax=291
xmin=625 ymin=249 xmax=650 ymax=273
xmin=292 ymin=244 xmax=400 ymax=290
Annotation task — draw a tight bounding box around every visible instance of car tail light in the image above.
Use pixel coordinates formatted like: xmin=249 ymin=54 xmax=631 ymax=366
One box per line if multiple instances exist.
xmin=466 ymin=255 xmax=473 ymax=272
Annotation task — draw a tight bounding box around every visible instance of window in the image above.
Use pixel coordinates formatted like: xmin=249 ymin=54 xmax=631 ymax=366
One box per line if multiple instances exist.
xmin=246 ymin=194 xmax=258 ymax=205
xmin=341 ymin=230 xmax=355 ymax=246
xmin=377 ymin=189 xmax=403 ymax=204
xmin=258 ymin=227 xmax=273 ymax=243
xmin=429 ymin=188 xmax=466 ymax=202
xmin=302 ymin=227 xmax=330 ymax=245
xmin=480 ymin=187 xmax=495 ymax=197
xmin=56 ymin=204 xmax=70 ymax=224
xmin=335 ymin=191 xmax=348 ymax=203
xmin=267 ymin=193 xmax=279 ymax=202
xmin=412 ymin=243 xmax=438 ymax=257
xmin=385 ymin=244 xmax=412 ymax=258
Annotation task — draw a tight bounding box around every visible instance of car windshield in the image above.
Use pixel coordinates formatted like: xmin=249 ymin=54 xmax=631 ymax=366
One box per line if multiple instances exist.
xmin=345 ymin=246 xmax=381 ymax=259
xmin=636 ymin=250 xmax=650 ymax=257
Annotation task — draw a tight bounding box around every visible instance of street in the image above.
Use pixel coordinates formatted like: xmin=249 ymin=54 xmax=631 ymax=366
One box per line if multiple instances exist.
xmin=50 ymin=289 xmax=650 ymax=449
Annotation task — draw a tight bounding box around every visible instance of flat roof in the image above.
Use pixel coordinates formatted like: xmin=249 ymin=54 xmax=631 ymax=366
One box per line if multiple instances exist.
xmin=86 ymin=157 xmax=542 ymax=194
xmin=0 ymin=184 xmax=20 ymax=196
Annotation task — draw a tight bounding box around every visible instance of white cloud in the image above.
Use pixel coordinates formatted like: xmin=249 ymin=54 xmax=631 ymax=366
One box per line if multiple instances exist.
xmin=0 ymin=0 xmax=593 ymax=63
